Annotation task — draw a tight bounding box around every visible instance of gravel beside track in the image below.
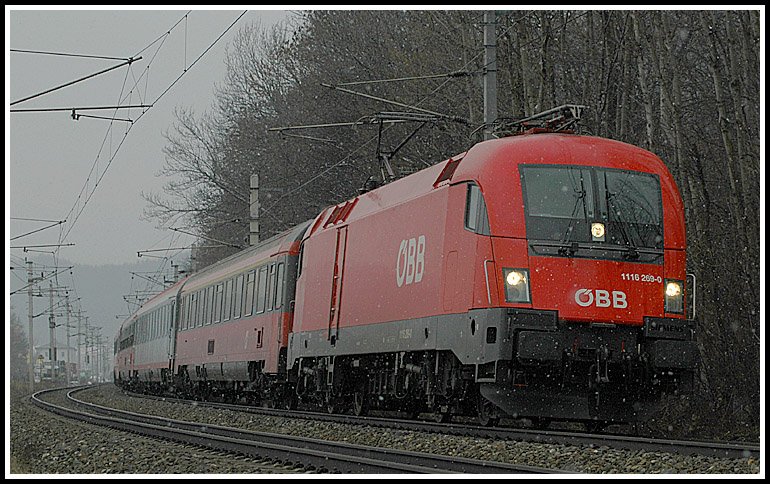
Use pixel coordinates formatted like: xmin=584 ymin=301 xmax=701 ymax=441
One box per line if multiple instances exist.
xmin=11 ymin=384 xmax=760 ymax=474
xmin=9 ymin=386 xmax=306 ymax=475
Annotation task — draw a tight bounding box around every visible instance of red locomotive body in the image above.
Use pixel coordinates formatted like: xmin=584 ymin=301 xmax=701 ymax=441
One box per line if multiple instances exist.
xmin=115 ymin=117 xmax=697 ymax=428
xmin=288 ymin=131 xmax=696 ymax=423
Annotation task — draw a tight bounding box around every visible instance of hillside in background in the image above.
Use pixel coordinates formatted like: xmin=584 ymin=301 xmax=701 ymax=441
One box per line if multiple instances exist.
xmin=9 ymin=257 xmax=183 ymax=354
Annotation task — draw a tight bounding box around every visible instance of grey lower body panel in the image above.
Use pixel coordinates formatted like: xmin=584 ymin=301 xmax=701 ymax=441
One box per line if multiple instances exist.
xmin=288 ymin=308 xmax=513 ymax=369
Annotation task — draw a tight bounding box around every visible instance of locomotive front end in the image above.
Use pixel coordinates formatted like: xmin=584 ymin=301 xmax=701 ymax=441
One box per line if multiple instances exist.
xmin=464 ymin=133 xmax=698 ymax=426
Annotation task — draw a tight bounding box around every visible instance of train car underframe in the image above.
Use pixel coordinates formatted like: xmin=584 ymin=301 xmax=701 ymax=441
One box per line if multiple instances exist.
xmin=477 ymin=308 xmax=698 ymax=428
xmin=286 ymin=307 xmax=698 ymax=428
xmin=120 ymin=309 xmax=696 ymax=431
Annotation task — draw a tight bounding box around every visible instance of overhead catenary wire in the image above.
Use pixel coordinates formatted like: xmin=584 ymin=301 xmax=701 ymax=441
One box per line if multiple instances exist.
xmin=10 ymin=57 xmax=141 ymax=106
xmin=12 ymin=216 xmax=63 ymax=223
xmin=54 ymin=11 xmax=248 ymax=258
xmin=72 ymin=113 xmax=134 ymax=123
xmin=44 ymin=11 xmax=192 ymax=261
xmin=11 ymin=220 xmax=65 ymax=241
xmin=320 ymin=83 xmax=469 ymax=124
xmin=11 ymin=104 xmax=151 ymax=113
xmin=258 ymin=14 xmax=511 ymax=220
xmin=334 ymin=71 xmax=475 ymax=87
xmin=10 ymin=48 xmax=133 ymax=62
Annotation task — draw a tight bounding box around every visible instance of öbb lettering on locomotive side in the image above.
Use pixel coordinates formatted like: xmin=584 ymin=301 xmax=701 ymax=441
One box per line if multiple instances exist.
xmin=396 ymin=235 xmax=425 ymax=287
xmin=114 ymin=107 xmax=697 ymax=429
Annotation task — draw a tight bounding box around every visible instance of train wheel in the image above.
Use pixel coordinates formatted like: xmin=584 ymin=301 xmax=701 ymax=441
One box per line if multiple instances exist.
xmin=325 ymin=393 xmax=340 ymax=414
xmin=585 ymin=420 xmax=608 ymax=433
xmin=352 ymin=387 xmax=369 ymax=417
xmin=477 ymin=393 xmax=500 ymax=427
xmin=278 ymin=385 xmax=297 ymax=410
xmin=433 ymin=412 xmax=452 ymax=423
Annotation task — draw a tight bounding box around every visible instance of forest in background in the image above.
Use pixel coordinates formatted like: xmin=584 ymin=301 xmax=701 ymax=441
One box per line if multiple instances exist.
xmin=142 ymin=10 xmax=760 ymax=439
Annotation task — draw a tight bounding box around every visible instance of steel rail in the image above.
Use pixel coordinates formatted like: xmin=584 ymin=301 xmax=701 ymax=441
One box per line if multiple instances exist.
xmin=32 ymin=387 xmax=556 ymax=474
xmin=121 ymin=388 xmax=760 ymax=460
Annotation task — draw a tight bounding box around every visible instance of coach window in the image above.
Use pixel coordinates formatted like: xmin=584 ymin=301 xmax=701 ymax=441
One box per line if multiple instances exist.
xmin=171 ymin=301 xmax=176 ymax=332
xmin=256 ymin=266 xmax=267 ymax=313
xmin=180 ymin=297 xmax=185 ymax=331
xmin=214 ymin=283 xmax=223 ymax=323
xmin=187 ymin=295 xmax=193 ymax=330
xmin=234 ymin=273 xmax=244 ymax=319
xmin=275 ymin=263 xmax=285 ymax=309
xmin=465 ymin=182 xmax=491 ymax=235
xmin=190 ymin=294 xmax=196 ymax=329
xmin=266 ymin=264 xmax=276 ymax=311
xmin=180 ymin=296 xmax=187 ymax=330
xmin=198 ymin=290 xmax=206 ymax=327
xmin=244 ymin=270 xmax=255 ymax=317
xmin=223 ymin=279 xmax=233 ymax=322
xmin=198 ymin=289 xmax=209 ymax=326
xmin=205 ymin=286 xmax=214 ymax=325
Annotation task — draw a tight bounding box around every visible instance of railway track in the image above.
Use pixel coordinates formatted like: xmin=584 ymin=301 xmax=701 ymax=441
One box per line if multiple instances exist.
xmin=118 ymin=387 xmax=760 ymax=460
xmin=32 ymin=386 xmax=561 ymax=474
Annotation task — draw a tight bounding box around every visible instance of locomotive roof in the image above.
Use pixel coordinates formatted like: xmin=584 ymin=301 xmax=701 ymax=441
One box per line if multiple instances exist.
xmin=306 ymin=132 xmax=684 ymax=248
xmin=453 ymin=132 xmax=672 ymax=182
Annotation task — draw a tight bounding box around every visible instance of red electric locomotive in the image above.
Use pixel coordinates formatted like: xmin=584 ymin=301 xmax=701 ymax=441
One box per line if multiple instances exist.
xmin=116 ymin=105 xmax=697 ymax=429
xmin=286 ymin=106 xmax=697 ymax=426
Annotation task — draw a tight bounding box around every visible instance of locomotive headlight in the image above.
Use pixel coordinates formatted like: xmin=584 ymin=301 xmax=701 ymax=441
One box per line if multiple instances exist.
xmin=591 ymin=222 xmax=605 ymax=241
xmin=665 ymin=279 xmax=684 ymax=314
xmin=503 ymin=268 xmax=531 ymax=303
xmin=665 ymin=281 xmax=681 ymax=297
xmin=506 ymin=270 xmax=524 ymax=286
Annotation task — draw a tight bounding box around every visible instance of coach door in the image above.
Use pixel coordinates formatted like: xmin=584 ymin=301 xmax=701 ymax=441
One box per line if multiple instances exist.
xmin=328 ymin=225 xmax=348 ymax=346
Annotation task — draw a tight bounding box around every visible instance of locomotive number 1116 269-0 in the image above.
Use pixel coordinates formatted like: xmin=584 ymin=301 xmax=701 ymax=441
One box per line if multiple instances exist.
xmin=620 ymin=273 xmax=663 ymax=283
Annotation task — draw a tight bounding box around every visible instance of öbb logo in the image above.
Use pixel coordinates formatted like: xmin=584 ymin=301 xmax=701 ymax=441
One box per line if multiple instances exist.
xmin=397 ymin=235 xmax=425 ymax=287
xmin=574 ymin=289 xmax=628 ymax=309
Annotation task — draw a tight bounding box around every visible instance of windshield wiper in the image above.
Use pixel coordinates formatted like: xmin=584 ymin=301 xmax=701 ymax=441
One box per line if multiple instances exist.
xmin=604 ymin=173 xmax=639 ymax=260
xmin=558 ymin=241 xmax=580 ymax=257
xmin=558 ymin=174 xmax=588 ymax=257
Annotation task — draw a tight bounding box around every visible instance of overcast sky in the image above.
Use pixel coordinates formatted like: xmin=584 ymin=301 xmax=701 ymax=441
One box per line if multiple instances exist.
xmin=7 ymin=7 xmax=291 ymax=267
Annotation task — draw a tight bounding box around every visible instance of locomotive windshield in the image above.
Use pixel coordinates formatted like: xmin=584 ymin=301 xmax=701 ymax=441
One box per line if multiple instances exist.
xmin=520 ymin=165 xmax=663 ymax=262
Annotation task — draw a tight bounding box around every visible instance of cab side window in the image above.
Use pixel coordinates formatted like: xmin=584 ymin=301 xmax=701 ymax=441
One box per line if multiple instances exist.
xmin=464 ymin=182 xmax=491 ymax=235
